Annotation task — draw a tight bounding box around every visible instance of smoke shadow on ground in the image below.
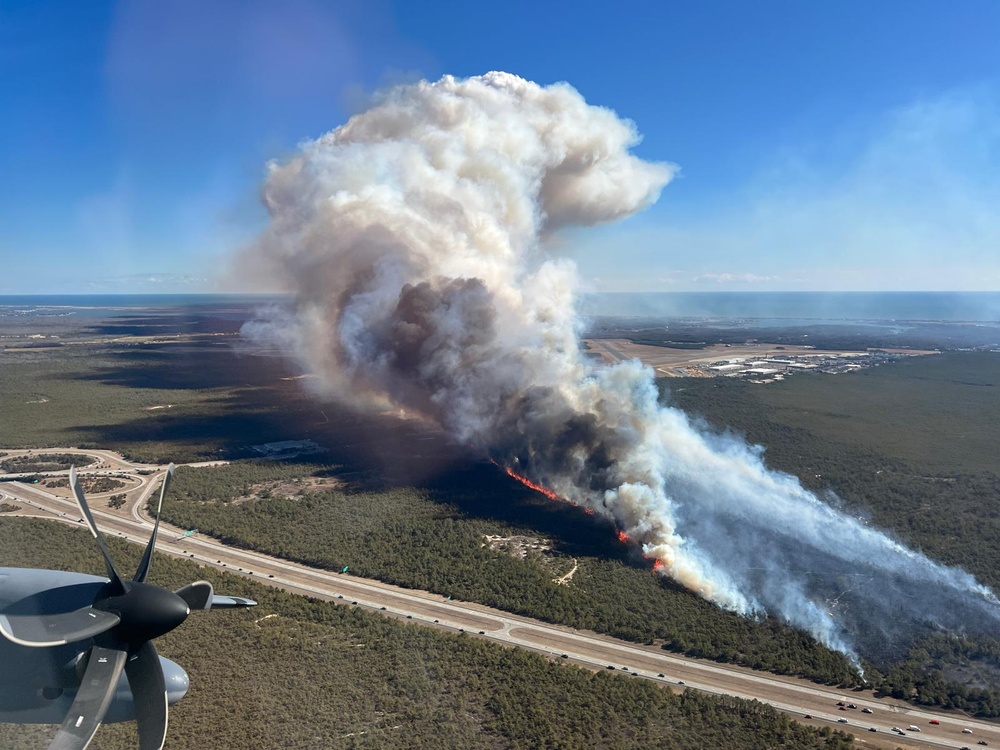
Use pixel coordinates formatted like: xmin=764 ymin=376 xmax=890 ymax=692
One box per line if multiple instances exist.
xmin=418 ymin=461 xmax=639 ymax=566
xmin=67 ymin=344 xmax=651 ymax=569
xmin=73 ymin=344 xmax=288 ymax=391
xmin=83 ymin=320 xmax=245 ymax=337
xmin=81 ymin=313 xmax=250 ymax=338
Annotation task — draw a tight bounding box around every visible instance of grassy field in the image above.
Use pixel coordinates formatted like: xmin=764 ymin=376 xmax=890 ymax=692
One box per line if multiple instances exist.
xmin=0 ymin=518 xmax=853 ymax=750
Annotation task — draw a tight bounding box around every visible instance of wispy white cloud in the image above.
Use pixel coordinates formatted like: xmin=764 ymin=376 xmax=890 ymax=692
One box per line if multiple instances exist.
xmin=691 ymin=272 xmax=778 ymax=284
xmin=89 ymin=273 xmax=215 ymax=291
xmin=572 ymin=86 xmax=1000 ymax=291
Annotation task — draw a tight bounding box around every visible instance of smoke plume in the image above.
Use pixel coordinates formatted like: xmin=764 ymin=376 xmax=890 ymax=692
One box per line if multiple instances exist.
xmin=240 ymin=72 xmax=999 ymax=662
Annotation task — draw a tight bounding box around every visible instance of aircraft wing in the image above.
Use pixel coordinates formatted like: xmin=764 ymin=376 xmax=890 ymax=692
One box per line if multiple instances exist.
xmin=209 ymin=595 xmax=257 ymax=609
xmin=172 ymin=581 xmax=256 ymax=610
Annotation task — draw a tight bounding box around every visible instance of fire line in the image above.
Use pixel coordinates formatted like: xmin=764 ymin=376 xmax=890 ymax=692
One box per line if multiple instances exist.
xmin=493 ymin=460 xmax=664 ymax=573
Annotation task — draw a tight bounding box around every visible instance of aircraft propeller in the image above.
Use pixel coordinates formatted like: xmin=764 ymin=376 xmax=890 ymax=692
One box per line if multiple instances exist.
xmin=0 ymin=464 xmax=245 ymax=750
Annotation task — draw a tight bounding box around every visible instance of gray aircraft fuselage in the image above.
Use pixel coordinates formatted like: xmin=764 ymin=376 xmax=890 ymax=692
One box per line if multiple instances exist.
xmin=0 ymin=567 xmax=189 ymax=724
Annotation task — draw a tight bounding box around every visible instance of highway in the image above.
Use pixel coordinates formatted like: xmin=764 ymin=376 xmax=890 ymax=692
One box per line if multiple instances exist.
xmin=1 ymin=448 xmax=997 ymax=749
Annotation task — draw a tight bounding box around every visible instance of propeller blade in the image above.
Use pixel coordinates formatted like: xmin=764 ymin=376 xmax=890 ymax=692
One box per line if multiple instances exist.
xmin=174 ymin=580 xmax=214 ymax=610
xmin=0 ymin=607 xmax=120 ymax=647
xmin=133 ymin=465 xmax=175 ymax=583
xmin=125 ymin=641 xmax=169 ymax=750
xmin=48 ymin=645 xmax=127 ymax=750
xmin=70 ymin=467 xmax=125 ymax=595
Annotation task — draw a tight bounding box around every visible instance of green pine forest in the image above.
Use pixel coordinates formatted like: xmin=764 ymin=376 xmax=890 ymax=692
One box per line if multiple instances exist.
xmin=1 ymin=325 xmax=999 ymax=733
xmin=0 ymin=519 xmax=854 ymax=750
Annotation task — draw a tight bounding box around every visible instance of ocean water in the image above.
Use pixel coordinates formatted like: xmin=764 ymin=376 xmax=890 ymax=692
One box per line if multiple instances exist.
xmin=580 ymin=292 xmax=1000 ymax=323
xmin=0 ymin=294 xmax=282 ymax=319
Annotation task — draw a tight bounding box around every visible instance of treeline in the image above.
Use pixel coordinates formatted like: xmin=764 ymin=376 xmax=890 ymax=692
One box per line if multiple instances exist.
xmin=166 ymin=461 xmax=336 ymax=503
xmin=161 ymin=462 xmax=860 ymax=687
xmin=0 ymin=452 xmax=91 ymax=473
xmin=0 ymin=517 xmax=854 ymax=750
xmin=44 ymin=476 xmax=126 ymax=493
xmin=872 ymin=633 xmax=1000 ymax=716
xmin=587 ymin=319 xmax=1000 ymax=351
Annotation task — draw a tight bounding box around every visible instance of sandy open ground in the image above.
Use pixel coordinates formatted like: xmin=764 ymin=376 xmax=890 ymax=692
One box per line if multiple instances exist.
xmin=584 ymin=339 xmax=938 ymax=377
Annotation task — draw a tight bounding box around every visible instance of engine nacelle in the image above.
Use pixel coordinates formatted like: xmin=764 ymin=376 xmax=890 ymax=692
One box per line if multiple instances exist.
xmin=0 ymin=653 xmax=188 ymax=725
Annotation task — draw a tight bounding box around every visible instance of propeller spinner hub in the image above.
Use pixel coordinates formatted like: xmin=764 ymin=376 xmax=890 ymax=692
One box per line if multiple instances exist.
xmin=98 ymin=582 xmax=190 ymax=645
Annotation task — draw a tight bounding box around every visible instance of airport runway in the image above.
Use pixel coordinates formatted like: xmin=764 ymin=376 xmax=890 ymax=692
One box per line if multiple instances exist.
xmin=1 ymin=449 xmax=997 ymax=749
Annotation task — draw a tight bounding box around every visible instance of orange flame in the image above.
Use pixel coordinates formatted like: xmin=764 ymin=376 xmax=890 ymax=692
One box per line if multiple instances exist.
xmin=615 ymin=529 xmax=666 ymax=576
xmin=492 ymin=460 xmax=660 ymax=573
xmin=495 ymin=462 xmax=562 ymax=502
xmin=493 ymin=460 xmax=592 ymax=515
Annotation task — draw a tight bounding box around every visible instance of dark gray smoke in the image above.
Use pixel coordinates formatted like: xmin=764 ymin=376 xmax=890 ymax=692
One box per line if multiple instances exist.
xmin=239 ymin=72 xmax=1000 ymax=662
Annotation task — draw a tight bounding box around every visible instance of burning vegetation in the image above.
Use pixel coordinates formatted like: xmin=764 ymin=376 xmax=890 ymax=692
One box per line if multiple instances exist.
xmin=240 ymin=71 xmax=1000 ymax=664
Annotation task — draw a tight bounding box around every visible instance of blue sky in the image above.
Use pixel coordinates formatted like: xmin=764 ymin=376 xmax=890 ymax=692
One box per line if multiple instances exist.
xmin=2 ymin=0 xmax=998 ymax=293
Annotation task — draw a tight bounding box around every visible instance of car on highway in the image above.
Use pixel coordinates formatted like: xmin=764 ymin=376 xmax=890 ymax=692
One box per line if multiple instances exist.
xmin=965 ymin=728 xmax=975 ymax=733
xmin=861 ymin=707 xmax=873 ymax=714
xmin=868 ymin=727 xmax=877 ymax=732
xmin=907 ymin=725 xmax=920 ymax=731
xmin=837 ymin=718 xmax=848 ymax=724
xmin=803 ymin=715 xmax=812 ymax=719
xmin=977 ymin=741 xmax=988 ymax=746
xmin=929 ymin=719 xmax=940 ymax=725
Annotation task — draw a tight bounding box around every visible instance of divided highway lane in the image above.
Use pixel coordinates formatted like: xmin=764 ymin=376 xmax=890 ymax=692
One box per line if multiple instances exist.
xmin=2 ymin=456 xmax=999 ymax=748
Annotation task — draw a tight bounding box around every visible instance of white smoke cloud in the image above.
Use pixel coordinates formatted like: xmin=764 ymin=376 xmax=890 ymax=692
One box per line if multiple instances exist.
xmin=239 ymin=72 xmax=1000 ymax=662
